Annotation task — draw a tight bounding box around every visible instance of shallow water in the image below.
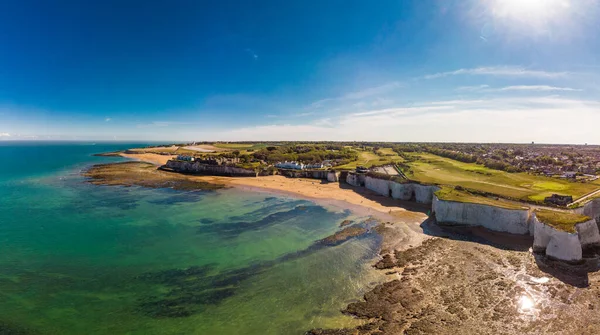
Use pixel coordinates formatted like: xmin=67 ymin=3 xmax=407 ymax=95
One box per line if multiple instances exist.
xmin=0 ymin=142 xmax=383 ymax=334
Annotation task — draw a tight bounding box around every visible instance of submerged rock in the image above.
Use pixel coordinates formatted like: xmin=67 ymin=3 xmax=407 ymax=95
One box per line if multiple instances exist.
xmin=320 ymin=226 xmax=368 ymax=246
xmin=339 ymin=219 xmax=354 ymax=227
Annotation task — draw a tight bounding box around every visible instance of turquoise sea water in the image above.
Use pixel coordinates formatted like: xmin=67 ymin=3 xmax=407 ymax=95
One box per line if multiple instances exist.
xmin=0 ymin=142 xmax=383 ymax=334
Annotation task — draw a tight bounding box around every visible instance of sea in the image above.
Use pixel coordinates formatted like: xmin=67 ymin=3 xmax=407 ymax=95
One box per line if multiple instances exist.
xmin=0 ymin=142 xmax=383 ymax=335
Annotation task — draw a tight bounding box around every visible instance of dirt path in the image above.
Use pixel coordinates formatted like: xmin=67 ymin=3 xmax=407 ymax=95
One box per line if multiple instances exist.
xmin=571 ymin=189 xmax=600 ymax=206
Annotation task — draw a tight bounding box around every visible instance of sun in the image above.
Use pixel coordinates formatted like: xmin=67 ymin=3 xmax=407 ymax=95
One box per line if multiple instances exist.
xmin=488 ymin=0 xmax=571 ymax=32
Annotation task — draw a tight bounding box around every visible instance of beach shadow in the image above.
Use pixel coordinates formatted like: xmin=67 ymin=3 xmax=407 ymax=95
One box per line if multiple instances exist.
xmin=532 ymin=254 xmax=592 ymax=288
xmin=421 ymin=216 xmax=600 ymax=288
xmin=532 ymin=247 xmax=600 ymax=288
xmin=337 ymin=181 xmax=430 ymax=214
xmin=420 ymin=216 xmax=533 ymax=252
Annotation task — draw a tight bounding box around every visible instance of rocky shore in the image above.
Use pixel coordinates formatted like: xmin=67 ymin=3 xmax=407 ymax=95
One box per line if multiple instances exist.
xmin=308 ymin=223 xmax=600 ymax=335
xmin=83 ymin=161 xmax=225 ymax=190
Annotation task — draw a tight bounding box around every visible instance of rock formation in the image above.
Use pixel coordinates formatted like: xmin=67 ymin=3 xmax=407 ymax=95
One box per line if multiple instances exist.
xmin=165 ymin=160 xmax=257 ymax=177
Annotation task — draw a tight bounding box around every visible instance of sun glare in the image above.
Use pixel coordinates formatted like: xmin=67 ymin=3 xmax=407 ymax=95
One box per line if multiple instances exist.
xmin=518 ymin=295 xmax=535 ymax=312
xmin=489 ymin=0 xmax=571 ymax=32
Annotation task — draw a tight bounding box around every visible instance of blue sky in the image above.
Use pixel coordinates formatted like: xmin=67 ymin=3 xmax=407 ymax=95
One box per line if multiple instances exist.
xmin=1 ymin=0 xmax=599 ymax=143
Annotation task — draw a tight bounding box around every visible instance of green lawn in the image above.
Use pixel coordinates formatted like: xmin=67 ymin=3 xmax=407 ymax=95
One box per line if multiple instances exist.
xmin=337 ymin=150 xmax=380 ymax=169
xmin=338 ymin=149 xmax=404 ymax=170
xmin=435 ymin=187 xmax=527 ymax=210
xmin=534 ymin=209 xmax=591 ymax=233
xmin=404 ymin=153 xmax=600 ymax=202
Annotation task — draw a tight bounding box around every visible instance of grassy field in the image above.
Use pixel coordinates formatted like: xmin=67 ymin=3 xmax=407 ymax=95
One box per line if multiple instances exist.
xmin=534 ymin=209 xmax=591 ymax=233
xmin=435 ymin=187 xmax=527 ymax=210
xmin=337 ymin=148 xmax=404 ymax=169
xmin=337 ymin=150 xmax=380 ymax=169
xmin=404 ymin=153 xmax=600 ymax=202
xmin=212 ymin=143 xmax=271 ymax=150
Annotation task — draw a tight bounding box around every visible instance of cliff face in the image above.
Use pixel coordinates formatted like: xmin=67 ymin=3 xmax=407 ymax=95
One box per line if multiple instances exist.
xmin=277 ymin=169 xmax=327 ymax=179
xmin=577 ymin=198 xmax=600 ymax=223
xmin=165 ymin=160 xmax=257 ymax=177
xmin=433 ymin=196 xmax=600 ymax=263
xmin=532 ymin=214 xmax=584 ymax=262
xmin=346 ymin=173 xmax=365 ymax=187
xmin=432 ymin=196 xmax=531 ymax=235
xmin=576 ymin=218 xmax=600 ymax=248
xmin=363 ymin=176 xmax=440 ymax=204
xmin=327 ymin=171 xmax=339 ymax=182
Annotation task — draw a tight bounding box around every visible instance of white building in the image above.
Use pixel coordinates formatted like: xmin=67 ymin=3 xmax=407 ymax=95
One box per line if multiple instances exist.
xmin=275 ymin=161 xmax=305 ymax=170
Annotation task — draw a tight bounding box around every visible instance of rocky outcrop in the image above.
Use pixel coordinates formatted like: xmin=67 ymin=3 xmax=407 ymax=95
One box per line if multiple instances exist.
xmin=532 ymin=213 xmax=584 ymax=262
xmin=363 ymin=176 xmax=440 ymax=204
xmin=165 ymin=160 xmax=257 ymax=177
xmin=432 ymin=196 xmax=531 ymax=235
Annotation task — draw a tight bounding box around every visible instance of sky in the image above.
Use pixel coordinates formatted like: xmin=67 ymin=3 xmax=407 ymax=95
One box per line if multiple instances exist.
xmin=1 ymin=0 xmax=600 ymax=143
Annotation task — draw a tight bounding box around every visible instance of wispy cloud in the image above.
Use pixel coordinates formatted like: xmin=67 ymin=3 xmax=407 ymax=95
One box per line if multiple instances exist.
xmin=294 ymin=111 xmax=316 ymax=117
xmin=0 ymin=132 xmax=10 ymax=137
xmin=454 ymin=84 xmax=582 ymax=93
xmin=496 ymin=85 xmax=581 ymax=92
xmin=245 ymin=48 xmax=258 ymax=60
xmin=351 ymin=105 xmax=454 ymax=117
xmin=424 ymin=66 xmax=568 ymax=79
xmin=456 ymin=85 xmax=489 ymax=91
xmin=136 ymin=121 xmax=194 ymax=128
xmin=105 ymin=118 xmax=112 ymax=122
xmin=342 ymin=82 xmax=402 ymax=100
xmin=308 ymin=82 xmax=402 ymax=109
xmin=213 ymin=95 xmax=600 ymax=143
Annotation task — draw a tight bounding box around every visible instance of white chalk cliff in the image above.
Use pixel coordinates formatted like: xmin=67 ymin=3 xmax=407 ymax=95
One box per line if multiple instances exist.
xmin=363 ymin=176 xmax=440 ymax=204
xmin=532 ymin=213 xmax=600 ymax=262
xmin=577 ymin=198 xmax=600 ymax=223
xmin=344 ymin=174 xmax=600 ymax=263
xmin=432 ymin=195 xmax=600 ymax=263
xmin=432 ymin=196 xmax=530 ymax=235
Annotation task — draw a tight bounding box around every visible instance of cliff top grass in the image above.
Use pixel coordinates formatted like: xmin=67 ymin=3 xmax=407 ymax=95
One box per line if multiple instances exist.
xmin=404 ymin=152 xmax=600 ymax=203
xmin=337 ymin=148 xmax=405 ymax=169
xmin=534 ymin=209 xmax=591 ymax=233
xmin=435 ymin=186 xmax=528 ymax=210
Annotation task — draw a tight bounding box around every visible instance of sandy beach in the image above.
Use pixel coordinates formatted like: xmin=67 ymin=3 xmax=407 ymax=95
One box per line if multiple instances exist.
xmin=118 ymin=152 xmax=428 ymax=224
